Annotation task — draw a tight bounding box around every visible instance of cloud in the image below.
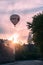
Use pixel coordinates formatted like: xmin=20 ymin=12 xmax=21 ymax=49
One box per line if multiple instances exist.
xmin=0 ymin=6 xmax=43 ymax=15
xmin=0 ymin=0 xmax=43 ymax=40
xmin=12 ymin=0 xmax=43 ymax=10
xmin=0 ymin=27 xmax=4 ymax=34
xmin=20 ymin=6 xmax=43 ymax=14
xmin=0 ymin=0 xmax=43 ymax=15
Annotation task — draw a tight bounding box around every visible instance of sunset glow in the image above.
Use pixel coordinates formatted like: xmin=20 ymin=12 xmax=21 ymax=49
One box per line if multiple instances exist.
xmin=0 ymin=0 xmax=43 ymax=44
xmin=8 ymin=33 xmax=19 ymax=43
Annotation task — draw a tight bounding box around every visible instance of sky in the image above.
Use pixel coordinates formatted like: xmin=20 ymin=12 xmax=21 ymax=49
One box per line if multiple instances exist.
xmin=0 ymin=0 xmax=43 ymax=43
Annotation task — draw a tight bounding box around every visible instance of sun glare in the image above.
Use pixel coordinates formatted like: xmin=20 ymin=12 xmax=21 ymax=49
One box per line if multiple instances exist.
xmin=13 ymin=33 xmax=19 ymax=43
xmin=8 ymin=33 xmax=19 ymax=43
xmin=8 ymin=33 xmax=28 ymax=45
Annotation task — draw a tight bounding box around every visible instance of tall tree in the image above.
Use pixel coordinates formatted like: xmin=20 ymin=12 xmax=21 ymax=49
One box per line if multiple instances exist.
xmin=27 ymin=12 xmax=43 ymax=57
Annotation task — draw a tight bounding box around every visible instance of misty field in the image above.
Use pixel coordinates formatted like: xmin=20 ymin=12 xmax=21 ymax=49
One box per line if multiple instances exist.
xmin=1 ymin=60 xmax=43 ymax=65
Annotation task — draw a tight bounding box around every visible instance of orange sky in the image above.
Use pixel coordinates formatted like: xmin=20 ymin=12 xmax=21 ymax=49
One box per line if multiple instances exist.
xmin=0 ymin=0 xmax=43 ymax=43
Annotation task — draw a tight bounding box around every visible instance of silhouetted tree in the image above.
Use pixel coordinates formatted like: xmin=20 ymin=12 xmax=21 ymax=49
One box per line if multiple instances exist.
xmin=27 ymin=12 xmax=43 ymax=58
xmin=0 ymin=39 xmax=14 ymax=63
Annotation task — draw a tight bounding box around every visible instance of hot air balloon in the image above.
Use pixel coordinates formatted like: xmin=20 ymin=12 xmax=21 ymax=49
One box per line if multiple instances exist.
xmin=10 ymin=14 xmax=20 ymax=26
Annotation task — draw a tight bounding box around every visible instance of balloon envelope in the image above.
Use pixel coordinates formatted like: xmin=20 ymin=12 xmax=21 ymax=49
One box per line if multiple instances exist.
xmin=10 ymin=14 xmax=20 ymax=26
